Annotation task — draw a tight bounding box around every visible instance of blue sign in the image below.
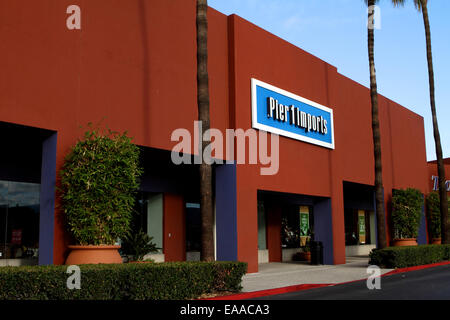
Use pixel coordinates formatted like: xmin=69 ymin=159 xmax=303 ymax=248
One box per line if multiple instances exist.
xmin=251 ymin=79 xmax=335 ymax=149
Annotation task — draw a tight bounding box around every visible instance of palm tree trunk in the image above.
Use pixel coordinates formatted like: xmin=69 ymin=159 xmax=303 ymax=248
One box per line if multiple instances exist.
xmin=367 ymin=0 xmax=387 ymax=249
xmin=421 ymin=1 xmax=449 ymax=244
xmin=196 ymin=0 xmax=214 ymax=261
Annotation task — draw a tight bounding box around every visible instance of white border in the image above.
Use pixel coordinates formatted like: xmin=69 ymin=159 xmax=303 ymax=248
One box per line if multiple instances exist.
xmin=251 ymin=78 xmax=335 ymax=150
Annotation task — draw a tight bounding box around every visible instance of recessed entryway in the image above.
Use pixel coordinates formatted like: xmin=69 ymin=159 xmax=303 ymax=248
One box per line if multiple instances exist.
xmin=0 ymin=122 xmax=56 ymax=266
xmin=257 ymin=190 xmax=333 ymax=265
xmin=343 ymin=181 xmax=377 ymax=259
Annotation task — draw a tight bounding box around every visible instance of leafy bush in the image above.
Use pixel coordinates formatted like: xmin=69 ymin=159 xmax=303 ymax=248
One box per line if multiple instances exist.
xmin=0 ymin=262 xmax=247 ymax=300
xmin=426 ymin=192 xmax=450 ymax=239
xmin=391 ymin=188 xmax=423 ymax=239
xmin=426 ymin=192 xmax=441 ymax=239
xmin=60 ymin=126 xmax=143 ymax=245
xmin=121 ymin=230 xmax=159 ymax=261
xmin=369 ymin=244 xmax=450 ymax=268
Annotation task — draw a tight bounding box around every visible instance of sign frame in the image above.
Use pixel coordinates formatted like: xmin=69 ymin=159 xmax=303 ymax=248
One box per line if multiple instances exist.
xmin=251 ymin=78 xmax=335 ymax=149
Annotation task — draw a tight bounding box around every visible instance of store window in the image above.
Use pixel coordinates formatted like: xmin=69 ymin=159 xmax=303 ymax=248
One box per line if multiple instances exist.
xmin=127 ymin=192 xmax=163 ymax=253
xmin=257 ymin=201 xmax=267 ymax=250
xmin=186 ymin=203 xmax=201 ymax=253
xmin=0 ymin=180 xmax=40 ymax=264
xmin=345 ymin=209 xmax=375 ymax=245
xmin=282 ymin=205 xmax=313 ymax=249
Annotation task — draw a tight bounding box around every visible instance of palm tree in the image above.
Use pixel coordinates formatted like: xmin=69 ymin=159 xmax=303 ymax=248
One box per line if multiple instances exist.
xmin=196 ymin=0 xmax=215 ymax=261
xmin=391 ymin=0 xmax=449 ymax=244
xmin=365 ymin=0 xmax=388 ymax=249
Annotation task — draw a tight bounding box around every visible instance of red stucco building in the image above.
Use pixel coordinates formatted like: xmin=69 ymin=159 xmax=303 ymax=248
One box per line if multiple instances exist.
xmin=0 ymin=0 xmax=446 ymax=272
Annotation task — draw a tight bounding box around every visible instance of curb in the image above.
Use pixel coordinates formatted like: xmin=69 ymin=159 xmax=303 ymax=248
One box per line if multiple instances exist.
xmin=203 ymin=284 xmax=332 ymax=300
xmin=381 ymin=260 xmax=450 ymax=277
xmin=204 ymin=260 xmax=450 ymax=300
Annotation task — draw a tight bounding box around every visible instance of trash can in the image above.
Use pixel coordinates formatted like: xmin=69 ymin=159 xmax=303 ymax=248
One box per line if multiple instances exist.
xmin=310 ymin=241 xmax=323 ymax=265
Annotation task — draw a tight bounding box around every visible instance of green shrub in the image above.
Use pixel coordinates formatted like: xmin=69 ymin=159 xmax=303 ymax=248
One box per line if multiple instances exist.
xmin=426 ymin=192 xmax=450 ymax=239
xmin=369 ymin=244 xmax=450 ymax=269
xmin=121 ymin=230 xmax=159 ymax=262
xmin=0 ymin=261 xmax=247 ymax=300
xmin=391 ymin=188 xmax=423 ymax=239
xmin=426 ymin=192 xmax=441 ymax=239
xmin=59 ymin=126 xmax=143 ymax=245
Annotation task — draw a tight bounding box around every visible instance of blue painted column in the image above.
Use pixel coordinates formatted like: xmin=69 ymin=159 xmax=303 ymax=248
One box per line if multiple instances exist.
xmin=215 ymin=163 xmax=238 ymax=261
xmin=418 ymin=195 xmax=427 ymax=245
xmin=313 ymin=198 xmax=334 ymax=265
xmin=39 ymin=133 xmax=57 ymax=265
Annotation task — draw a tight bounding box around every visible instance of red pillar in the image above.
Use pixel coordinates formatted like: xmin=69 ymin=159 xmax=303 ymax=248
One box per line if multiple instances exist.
xmin=266 ymin=205 xmax=282 ymax=262
xmin=163 ymin=193 xmax=186 ymax=262
xmin=236 ymin=188 xmax=259 ymax=273
xmin=330 ymin=186 xmax=346 ymax=264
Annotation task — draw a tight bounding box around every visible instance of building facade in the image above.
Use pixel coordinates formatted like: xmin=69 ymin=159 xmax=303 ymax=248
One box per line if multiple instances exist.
xmin=0 ymin=0 xmax=444 ymax=272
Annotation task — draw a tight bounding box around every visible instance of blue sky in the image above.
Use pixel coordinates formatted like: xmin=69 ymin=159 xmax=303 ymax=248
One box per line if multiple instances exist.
xmin=209 ymin=0 xmax=450 ymax=161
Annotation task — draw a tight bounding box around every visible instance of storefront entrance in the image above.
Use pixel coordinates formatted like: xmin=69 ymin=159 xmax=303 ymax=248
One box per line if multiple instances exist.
xmin=126 ymin=146 xmax=200 ymax=263
xmin=0 ymin=122 xmax=56 ymax=266
xmin=258 ymin=202 xmax=314 ymax=263
xmin=343 ymin=181 xmax=376 ymax=256
xmin=257 ymin=190 xmax=333 ymax=265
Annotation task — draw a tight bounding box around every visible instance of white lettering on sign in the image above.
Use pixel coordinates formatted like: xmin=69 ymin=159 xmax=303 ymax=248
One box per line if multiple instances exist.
xmin=431 ymin=176 xmax=450 ymax=191
xmin=267 ymin=97 xmax=328 ymax=134
xmin=251 ymin=78 xmax=335 ymax=149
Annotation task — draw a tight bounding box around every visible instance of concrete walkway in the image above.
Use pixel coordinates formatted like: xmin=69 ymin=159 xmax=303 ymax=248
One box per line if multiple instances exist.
xmin=242 ymin=256 xmax=393 ymax=292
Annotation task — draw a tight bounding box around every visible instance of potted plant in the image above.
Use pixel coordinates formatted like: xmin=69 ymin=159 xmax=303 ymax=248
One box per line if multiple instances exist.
xmin=293 ymin=237 xmax=311 ymax=262
xmin=302 ymin=237 xmax=311 ymax=261
xmin=391 ymin=188 xmax=423 ymax=247
xmin=426 ymin=192 xmax=450 ymax=244
xmin=60 ymin=126 xmax=143 ymax=264
xmin=121 ymin=230 xmax=159 ymax=262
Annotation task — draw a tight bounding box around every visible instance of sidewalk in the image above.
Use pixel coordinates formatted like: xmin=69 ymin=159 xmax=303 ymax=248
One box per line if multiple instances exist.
xmin=241 ymin=256 xmax=393 ymax=292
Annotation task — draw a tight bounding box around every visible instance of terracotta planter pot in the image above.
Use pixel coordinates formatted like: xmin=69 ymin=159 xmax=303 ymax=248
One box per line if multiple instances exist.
xmin=392 ymin=238 xmax=417 ymax=247
xmin=432 ymin=238 xmax=442 ymax=245
xmin=304 ymin=252 xmax=311 ymax=262
xmin=65 ymin=245 xmax=123 ymax=265
xmin=294 ymin=251 xmax=311 ymax=262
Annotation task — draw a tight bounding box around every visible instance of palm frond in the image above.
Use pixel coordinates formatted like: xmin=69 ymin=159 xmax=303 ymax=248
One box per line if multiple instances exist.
xmin=364 ymin=0 xmax=381 ymax=6
xmin=391 ymin=0 xmax=425 ymax=12
xmin=391 ymin=0 xmax=407 ymax=7
xmin=414 ymin=0 xmax=424 ymax=12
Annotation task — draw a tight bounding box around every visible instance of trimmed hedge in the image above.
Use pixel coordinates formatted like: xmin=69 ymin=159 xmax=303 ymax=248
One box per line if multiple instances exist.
xmin=369 ymin=244 xmax=450 ymax=269
xmin=0 ymin=261 xmax=247 ymax=300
